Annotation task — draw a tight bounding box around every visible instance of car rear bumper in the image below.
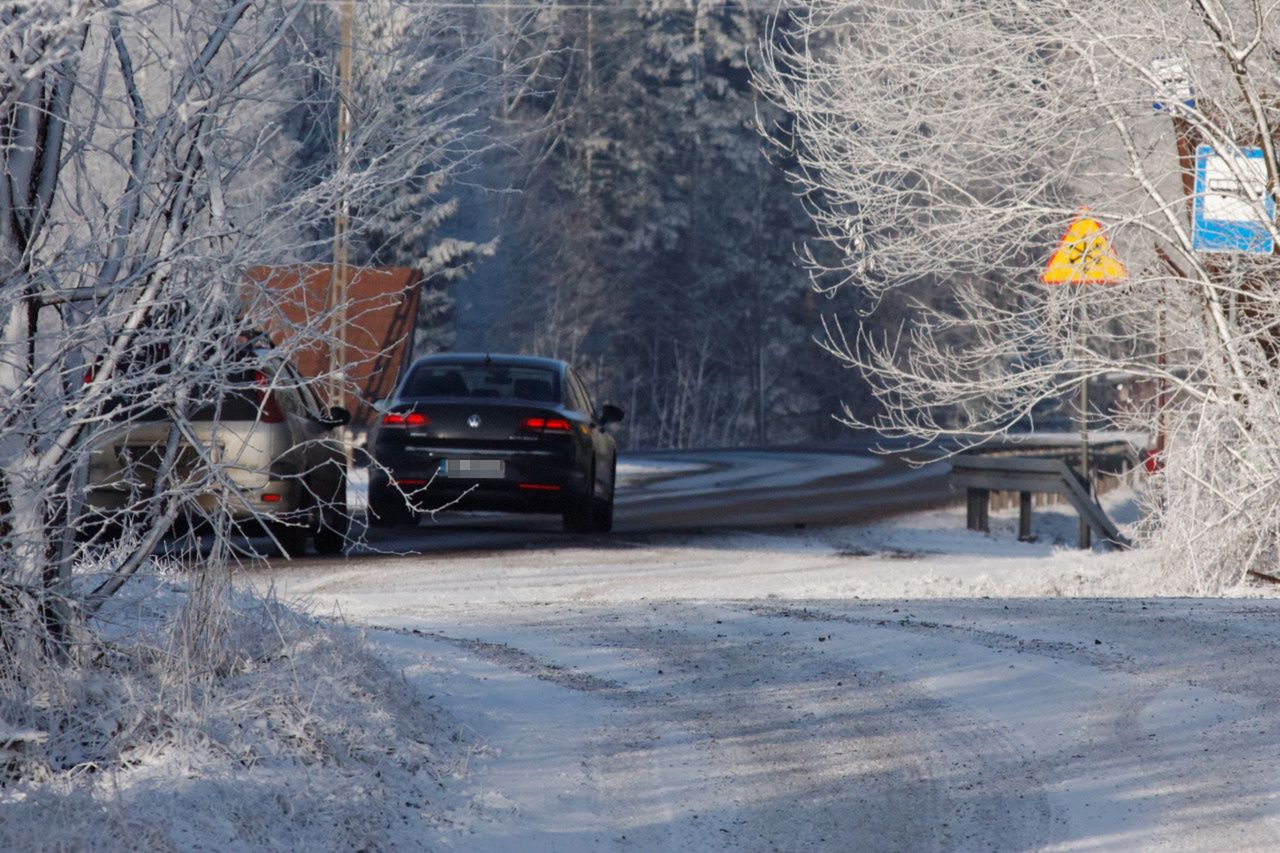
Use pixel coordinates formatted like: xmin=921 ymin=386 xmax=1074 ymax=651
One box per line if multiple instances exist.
xmin=371 ymin=453 xmax=587 ymax=513
xmin=85 ymin=478 xmax=306 ymax=523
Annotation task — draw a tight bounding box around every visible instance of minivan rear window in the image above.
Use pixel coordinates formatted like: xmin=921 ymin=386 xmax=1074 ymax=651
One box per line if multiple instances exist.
xmin=403 ymin=364 xmax=560 ymax=402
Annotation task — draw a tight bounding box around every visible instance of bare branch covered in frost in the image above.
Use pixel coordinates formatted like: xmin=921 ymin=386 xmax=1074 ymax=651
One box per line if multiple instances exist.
xmin=760 ymin=0 xmax=1280 ymax=586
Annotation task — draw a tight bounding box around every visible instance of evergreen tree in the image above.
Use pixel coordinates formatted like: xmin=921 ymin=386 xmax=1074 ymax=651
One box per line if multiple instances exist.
xmin=472 ymin=2 xmax=831 ymax=447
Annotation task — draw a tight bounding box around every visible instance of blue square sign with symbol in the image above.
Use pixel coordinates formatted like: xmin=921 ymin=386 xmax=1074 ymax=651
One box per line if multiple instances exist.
xmin=1192 ymin=145 xmax=1275 ymax=254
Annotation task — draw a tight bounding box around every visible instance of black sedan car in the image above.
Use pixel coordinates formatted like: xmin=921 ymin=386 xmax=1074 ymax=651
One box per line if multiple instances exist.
xmin=367 ymin=354 xmax=624 ymax=532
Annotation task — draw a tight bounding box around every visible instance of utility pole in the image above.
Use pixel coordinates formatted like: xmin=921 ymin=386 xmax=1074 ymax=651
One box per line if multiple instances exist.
xmin=753 ymin=93 xmax=767 ymax=445
xmin=329 ymin=0 xmax=354 ymax=411
xmin=329 ymin=0 xmax=355 ymax=476
xmin=585 ymin=0 xmax=595 ymax=192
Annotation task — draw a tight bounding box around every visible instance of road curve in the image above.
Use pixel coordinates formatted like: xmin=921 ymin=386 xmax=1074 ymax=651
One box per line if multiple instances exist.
xmin=289 ymin=447 xmax=952 ymax=563
xmin=612 ymin=447 xmax=950 ymax=532
xmin=249 ymin=450 xmax=1280 ymax=850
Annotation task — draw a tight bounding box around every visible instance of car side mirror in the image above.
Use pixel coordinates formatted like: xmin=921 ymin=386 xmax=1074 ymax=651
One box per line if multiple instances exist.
xmin=320 ymin=406 xmax=351 ymax=428
xmin=599 ymin=404 xmax=624 ymax=426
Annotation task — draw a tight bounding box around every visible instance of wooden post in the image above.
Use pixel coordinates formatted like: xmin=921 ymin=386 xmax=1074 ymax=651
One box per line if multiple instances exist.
xmin=967 ymin=488 xmax=990 ymax=533
xmin=331 ymin=0 xmax=355 ymax=473
xmin=330 ymin=0 xmax=354 ymax=410
xmin=1018 ymin=491 xmax=1033 ymax=541
xmin=1079 ymin=375 xmax=1091 ymax=550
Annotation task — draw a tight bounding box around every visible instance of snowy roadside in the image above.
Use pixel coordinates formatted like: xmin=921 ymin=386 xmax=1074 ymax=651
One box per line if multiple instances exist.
xmin=615 ymin=457 xmax=712 ymax=486
xmin=277 ymin=487 xmax=1220 ymax=620
xmin=616 ymin=457 xmax=713 ymax=477
xmin=0 ymin=566 xmax=477 ymax=852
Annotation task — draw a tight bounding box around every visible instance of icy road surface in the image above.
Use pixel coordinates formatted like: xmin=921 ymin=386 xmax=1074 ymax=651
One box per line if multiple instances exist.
xmin=257 ymin=452 xmax=1280 ymax=851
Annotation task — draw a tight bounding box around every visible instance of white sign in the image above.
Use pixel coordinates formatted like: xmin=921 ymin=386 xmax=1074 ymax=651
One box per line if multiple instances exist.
xmin=1203 ymin=155 xmax=1267 ymax=221
xmin=1152 ymin=57 xmax=1194 ymax=113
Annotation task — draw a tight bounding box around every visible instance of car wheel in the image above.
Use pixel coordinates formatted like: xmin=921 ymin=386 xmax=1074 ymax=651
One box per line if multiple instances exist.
xmin=269 ymin=520 xmax=307 ymax=558
xmin=562 ymin=464 xmax=595 ymax=533
xmin=368 ymin=478 xmax=413 ymax=528
xmin=313 ymin=476 xmax=350 ymax=556
xmin=590 ymin=458 xmax=615 ymax=533
xmin=590 ymin=494 xmax=613 ymax=533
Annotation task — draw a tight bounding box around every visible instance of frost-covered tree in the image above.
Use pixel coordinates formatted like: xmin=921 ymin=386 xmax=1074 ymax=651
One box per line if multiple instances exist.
xmin=0 ymin=0 xmax=483 ymax=646
xmin=281 ymin=1 xmax=494 ymax=357
xmin=761 ymin=0 xmax=1280 ymax=588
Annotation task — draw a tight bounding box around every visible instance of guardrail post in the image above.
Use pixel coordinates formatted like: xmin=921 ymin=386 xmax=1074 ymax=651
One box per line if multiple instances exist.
xmin=1018 ymin=491 xmax=1033 ymax=541
xmin=966 ymin=487 xmax=989 ymax=532
xmin=950 ymin=449 xmax=1133 ymax=550
xmin=1077 ymin=466 xmax=1092 ymax=550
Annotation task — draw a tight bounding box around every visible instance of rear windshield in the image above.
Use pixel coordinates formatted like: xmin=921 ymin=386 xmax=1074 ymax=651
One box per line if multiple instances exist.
xmin=106 ymin=369 xmax=279 ymax=422
xmin=402 ymin=363 xmax=560 ymax=402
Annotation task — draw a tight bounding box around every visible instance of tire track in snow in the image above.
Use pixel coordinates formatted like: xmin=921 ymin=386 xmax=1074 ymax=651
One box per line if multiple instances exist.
xmin=449 ymin=602 xmax=1057 ymax=850
xmin=370 ymin=624 xmax=628 ymax=694
xmin=730 ymin=600 xmax=1280 ymax=850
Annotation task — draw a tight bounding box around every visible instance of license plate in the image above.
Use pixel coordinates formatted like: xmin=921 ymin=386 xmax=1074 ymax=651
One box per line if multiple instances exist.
xmin=439 ymin=459 xmax=505 ymax=479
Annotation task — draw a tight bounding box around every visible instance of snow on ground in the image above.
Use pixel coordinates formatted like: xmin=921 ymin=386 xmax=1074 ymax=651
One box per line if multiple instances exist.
xmin=236 ymin=489 xmax=1280 ymax=851
xmin=13 ymin=472 xmax=1280 ymax=850
xmin=615 ymin=458 xmax=711 ymax=479
xmin=279 ymin=488 xmax=1166 ymax=618
xmin=0 ymin=568 xmax=475 ymax=852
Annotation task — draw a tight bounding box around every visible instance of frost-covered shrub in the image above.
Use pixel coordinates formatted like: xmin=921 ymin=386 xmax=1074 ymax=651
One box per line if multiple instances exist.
xmin=0 ymin=562 xmax=461 ymax=851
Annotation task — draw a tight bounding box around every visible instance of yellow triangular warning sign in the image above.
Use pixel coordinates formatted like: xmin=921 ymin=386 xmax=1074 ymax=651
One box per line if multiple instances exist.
xmin=1041 ymin=214 xmax=1128 ymax=284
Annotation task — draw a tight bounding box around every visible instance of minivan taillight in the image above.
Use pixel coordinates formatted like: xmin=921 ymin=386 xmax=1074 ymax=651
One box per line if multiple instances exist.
xmin=253 ymin=372 xmax=286 ymax=424
xmin=520 ymin=416 xmax=573 ymax=433
xmin=382 ymin=411 xmax=430 ymax=428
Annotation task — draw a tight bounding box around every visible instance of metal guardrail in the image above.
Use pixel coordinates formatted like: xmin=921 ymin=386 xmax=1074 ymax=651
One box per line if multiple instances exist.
xmin=949 ymin=451 xmax=1134 ymax=550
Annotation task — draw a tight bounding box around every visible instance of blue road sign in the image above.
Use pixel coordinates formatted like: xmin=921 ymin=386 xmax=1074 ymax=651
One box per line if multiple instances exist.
xmin=1192 ymin=145 xmax=1275 ymax=254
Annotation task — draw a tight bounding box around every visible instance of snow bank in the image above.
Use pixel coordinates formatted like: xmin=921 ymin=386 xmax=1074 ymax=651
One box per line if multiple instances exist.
xmin=616 ymin=459 xmax=711 ymax=477
xmin=270 ymin=486 xmax=1243 ymax=624
xmin=0 ymin=564 xmax=469 ymax=852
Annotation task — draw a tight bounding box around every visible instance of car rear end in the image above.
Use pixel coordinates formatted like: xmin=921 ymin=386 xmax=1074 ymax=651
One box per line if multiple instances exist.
xmin=369 ymin=360 xmax=590 ymax=518
xmin=85 ymin=370 xmax=307 ymax=533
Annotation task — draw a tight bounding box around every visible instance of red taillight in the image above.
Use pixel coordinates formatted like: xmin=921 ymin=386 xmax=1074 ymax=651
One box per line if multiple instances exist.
xmin=395 ymin=478 xmax=429 ymax=487
xmin=382 ymin=411 xmax=430 ymax=428
xmin=520 ymin=417 xmax=572 ymax=433
xmin=253 ymin=372 xmax=285 ymax=424
xmin=262 ymin=494 xmax=282 ymax=503
xmin=518 ymin=483 xmax=562 ymax=491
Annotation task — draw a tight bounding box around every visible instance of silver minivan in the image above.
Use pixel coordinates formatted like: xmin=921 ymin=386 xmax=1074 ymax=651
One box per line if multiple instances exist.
xmin=85 ymin=352 xmax=350 ymax=557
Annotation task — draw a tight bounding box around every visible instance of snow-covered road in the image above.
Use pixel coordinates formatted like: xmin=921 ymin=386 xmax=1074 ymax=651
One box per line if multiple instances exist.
xmin=252 ymin=452 xmax=1280 ymax=850
xmin=360 ymin=596 xmax=1280 ymax=851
